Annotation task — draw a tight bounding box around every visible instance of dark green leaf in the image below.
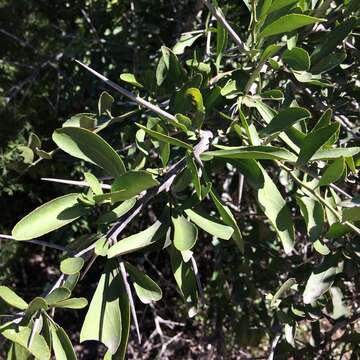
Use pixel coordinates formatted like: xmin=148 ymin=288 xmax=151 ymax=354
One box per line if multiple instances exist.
xmin=283 ymin=47 xmax=310 ymax=71
xmin=297 ymin=123 xmax=340 ymax=165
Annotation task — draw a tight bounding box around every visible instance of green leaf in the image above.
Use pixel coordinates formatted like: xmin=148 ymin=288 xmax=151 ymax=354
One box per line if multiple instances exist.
xmin=60 ymin=257 xmax=85 ymax=275
xmin=119 ymin=73 xmax=143 ymax=88
xmin=125 ymin=262 xmax=162 ymax=303
xmin=296 ymin=196 xmax=324 ymax=242
xmin=136 ymin=123 xmax=193 ymax=150
xmin=297 ymin=123 xmax=340 ymax=165
xmin=96 ymin=198 xmax=136 ymax=224
xmin=282 ymin=47 xmax=310 ymax=71
xmin=261 ymin=107 xmax=311 ymax=136
xmin=184 ymin=209 xmax=234 ymax=240
xmin=259 ymin=14 xmax=325 ymax=38
xmin=112 ymin=170 xmax=158 ymax=195
xmin=63 ymin=114 xmax=96 ymax=129
xmin=341 ymin=197 xmax=360 ymax=221
xmin=259 ymin=44 xmax=283 ymax=62
xmin=303 ymin=258 xmax=337 ymax=304
xmin=80 ymin=260 xmax=124 ymax=354
xmin=0 ymin=286 xmax=28 ymax=310
xmin=311 ymin=51 xmax=346 ymax=74
xmin=28 ymin=133 xmax=41 ymax=151
xmin=319 ymin=157 xmax=345 ymax=187
xmin=84 ymin=172 xmax=103 ymax=195
xmin=1 ymin=324 xmax=50 ymax=360
xmin=63 ymin=273 xmax=80 ymax=292
xmin=232 ymin=159 xmax=295 ymax=254
xmin=209 ymin=189 xmax=244 ymax=252
xmin=103 ymin=285 xmax=130 ymax=360
xmin=54 ymin=297 xmax=88 ymax=309
xmin=172 ymin=215 xmax=198 ymax=251
xmin=25 ymin=297 xmax=48 ymax=317
xmin=45 ymin=287 xmax=71 ymax=306
xmin=107 ymin=221 xmax=163 ymax=258
xmin=169 ymin=246 xmax=198 ymax=317
xmin=52 ymin=127 xmax=126 ymax=177
xmin=313 ymin=108 xmax=332 ymax=131
xmin=6 ymin=343 xmax=30 ymax=360
xmin=311 ymin=17 xmax=357 ymax=65
xmin=205 ymin=145 xmax=297 ymax=162
xmin=12 ymin=193 xmax=86 ymax=241
xmin=311 ymin=147 xmax=360 ymax=161
xmin=51 ymin=325 xmax=77 ymax=360
xmin=270 ymin=278 xmax=296 ymax=308
xmin=95 ymin=237 xmax=109 ymax=257
xmin=94 ymin=171 xmax=159 ymax=203
xmin=172 ymin=33 xmax=202 ymax=55
xmin=266 ymin=0 xmax=299 ymax=14
xmin=98 ymin=91 xmax=114 ymax=115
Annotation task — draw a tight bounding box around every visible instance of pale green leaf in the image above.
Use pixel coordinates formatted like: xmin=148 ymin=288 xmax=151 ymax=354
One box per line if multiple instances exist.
xmin=80 ymin=261 xmax=123 ymax=354
xmin=271 ymin=278 xmax=296 ymax=308
xmin=51 ymin=325 xmax=77 ymax=360
xmin=172 ymin=215 xmax=198 ymax=251
xmin=107 ymin=221 xmax=163 ymax=258
xmin=84 ymin=172 xmax=103 ymax=195
xmin=136 ymin=123 xmax=193 ymax=150
xmin=0 ymin=286 xmax=28 ymax=310
xmin=54 ymin=297 xmax=88 ymax=309
xmin=1 ymin=324 xmax=50 ymax=360
xmin=119 ymin=73 xmax=143 ymax=88
xmin=12 ymin=193 xmax=86 ymax=241
xmin=60 ymin=257 xmax=85 ymax=275
xmin=184 ymin=209 xmax=234 ymax=240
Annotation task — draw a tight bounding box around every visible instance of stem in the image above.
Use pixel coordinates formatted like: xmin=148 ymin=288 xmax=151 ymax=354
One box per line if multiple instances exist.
xmin=203 ymin=0 xmax=248 ymax=53
xmin=75 ymin=60 xmax=177 ymax=123
xmin=278 ymin=162 xmax=360 ymax=235
xmin=0 ymin=234 xmax=65 ymax=251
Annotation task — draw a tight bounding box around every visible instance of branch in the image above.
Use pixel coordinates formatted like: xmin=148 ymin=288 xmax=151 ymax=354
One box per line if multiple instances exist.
xmin=75 ymin=60 xmax=177 ymax=123
xmin=203 ymin=0 xmax=248 ymax=53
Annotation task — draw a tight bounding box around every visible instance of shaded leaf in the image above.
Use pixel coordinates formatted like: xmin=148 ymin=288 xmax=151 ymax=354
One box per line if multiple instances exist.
xmin=45 ymin=288 xmax=71 ymax=306
xmin=261 ymin=107 xmax=311 ymax=136
xmin=297 ymin=123 xmax=340 ymax=165
xmin=51 ymin=325 xmax=77 ymax=360
xmin=319 ymin=157 xmax=345 ymax=187
xmin=283 ymin=47 xmax=310 ymax=71
xmin=125 ymin=262 xmax=162 ymax=303
xmin=53 ymin=127 xmax=126 ymax=177
xmin=80 ymin=261 xmax=123 ymax=354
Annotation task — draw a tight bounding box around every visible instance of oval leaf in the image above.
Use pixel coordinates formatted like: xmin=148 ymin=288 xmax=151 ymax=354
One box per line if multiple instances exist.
xmin=60 ymin=257 xmax=85 ymax=275
xmin=52 ymin=127 xmax=126 ymax=177
xmin=172 ymin=215 xmax=198 ymax=251
xmin=0 ymin=286 xmax=28 ymax=310
xmin=12 ymin=194 xmax=86 ymax=241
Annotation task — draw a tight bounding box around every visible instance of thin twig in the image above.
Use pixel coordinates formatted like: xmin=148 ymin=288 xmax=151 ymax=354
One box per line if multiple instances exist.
xmin=0 ymin=234 xmax=65 ymax=251
xmin=118 ymin=259 xmax=141 ymax=343
xmin=41 ymin=177 xmax=111 ymax=190
xmin=203 ymin=0 xmax=248 ymax=53
xmin=75 ymin=60 xmax=177 ymax=123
